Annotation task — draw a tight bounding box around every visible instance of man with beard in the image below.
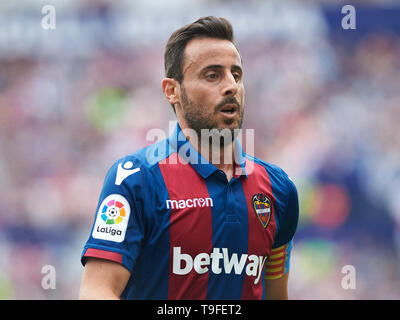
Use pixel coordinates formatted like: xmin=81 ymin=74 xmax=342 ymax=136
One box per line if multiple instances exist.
xmin=79 ymin=16 xmax=299 ymax=300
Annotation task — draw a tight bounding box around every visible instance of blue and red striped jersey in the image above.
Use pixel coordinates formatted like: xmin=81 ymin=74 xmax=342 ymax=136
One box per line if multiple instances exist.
xmin=81 ymin=123 xmax=299 ymax=299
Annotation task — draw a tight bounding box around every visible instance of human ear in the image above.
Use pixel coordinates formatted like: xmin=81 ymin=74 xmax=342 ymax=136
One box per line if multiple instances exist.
xmin=162 ymin=78 xmax=180 ymax=106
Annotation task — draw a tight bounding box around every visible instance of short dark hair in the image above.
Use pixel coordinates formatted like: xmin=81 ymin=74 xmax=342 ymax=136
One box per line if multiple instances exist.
xmin=164 ymin=16 xmax=236 ymax=83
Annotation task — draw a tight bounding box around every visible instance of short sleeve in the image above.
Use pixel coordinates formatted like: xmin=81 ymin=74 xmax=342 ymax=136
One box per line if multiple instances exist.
xmin=80 ymin=157 xmax=145 ymax=272
xmin=272 ymin=177 xmax=299 ymax=249
xmin=265 ymin=175 xmax=298 ymax=280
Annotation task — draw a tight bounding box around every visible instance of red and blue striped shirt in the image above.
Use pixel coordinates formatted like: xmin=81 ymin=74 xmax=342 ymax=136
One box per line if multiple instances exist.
xmin=81 ymin=123 xmax=299 ymax=299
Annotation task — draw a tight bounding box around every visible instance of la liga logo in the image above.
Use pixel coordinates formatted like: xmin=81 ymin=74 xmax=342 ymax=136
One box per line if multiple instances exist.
xmin=101 ymin=198 xmax=127 ymax=225
xmin=92 ymin=194 xmax=131 ymax=243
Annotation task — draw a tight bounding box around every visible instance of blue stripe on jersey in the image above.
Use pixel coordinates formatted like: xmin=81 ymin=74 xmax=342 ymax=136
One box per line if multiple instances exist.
xmin=205 ymin=174 xmax=249 ymax=299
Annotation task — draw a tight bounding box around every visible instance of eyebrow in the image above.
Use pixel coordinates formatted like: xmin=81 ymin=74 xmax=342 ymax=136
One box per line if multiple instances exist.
xmin=200 ymin=64 xmax=243 ymax=75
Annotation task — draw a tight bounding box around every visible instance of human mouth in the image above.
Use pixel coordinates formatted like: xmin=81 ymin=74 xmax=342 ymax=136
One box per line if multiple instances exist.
xmin=219 ymin=103 xmax=238 ymax=118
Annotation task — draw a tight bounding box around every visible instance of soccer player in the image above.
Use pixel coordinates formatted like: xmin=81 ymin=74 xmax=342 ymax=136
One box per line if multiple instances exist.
xmin=79 ymin=16 xmax=299 ymax=300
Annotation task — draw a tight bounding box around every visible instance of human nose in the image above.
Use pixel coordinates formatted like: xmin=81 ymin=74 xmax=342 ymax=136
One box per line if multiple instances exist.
xmin=222 ymin=72 xmax=238 ymax=97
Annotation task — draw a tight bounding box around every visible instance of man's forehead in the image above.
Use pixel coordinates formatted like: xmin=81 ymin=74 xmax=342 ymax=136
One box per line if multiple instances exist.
xmin=182 ymin=38 xmax=242 ymax=74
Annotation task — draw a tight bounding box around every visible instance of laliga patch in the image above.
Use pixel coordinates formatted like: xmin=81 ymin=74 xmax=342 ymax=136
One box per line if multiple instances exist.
xmin=92 ymin=194 xmax=130 ymax=243
xmin=252 ymin=193 xmax=272 ymax=229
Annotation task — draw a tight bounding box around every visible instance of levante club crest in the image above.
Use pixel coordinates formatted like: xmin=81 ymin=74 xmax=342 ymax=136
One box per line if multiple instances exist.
xmin=252 ymin=193 xmax=272 ymax=229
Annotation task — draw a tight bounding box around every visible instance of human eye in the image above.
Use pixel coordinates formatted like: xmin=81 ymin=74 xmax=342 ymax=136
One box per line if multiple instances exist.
xmin=232 ymin=72 xmax=241 ymax=82
xmin=205 ymin=71 xmax=219 ymax=81
xmin=232 ymin=69 xmax=242 ymax=82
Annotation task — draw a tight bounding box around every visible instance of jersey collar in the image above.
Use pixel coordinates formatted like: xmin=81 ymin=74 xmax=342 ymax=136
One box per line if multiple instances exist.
xmin=168 ymin=122 xmax=248 ymax=179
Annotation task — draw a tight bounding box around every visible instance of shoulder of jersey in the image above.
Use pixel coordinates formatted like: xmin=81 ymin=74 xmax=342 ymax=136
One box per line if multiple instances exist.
xmin=110 ymin=139 xmax=170 ymax=186
xmin=244 ymin=154 xmax=296 ymax=192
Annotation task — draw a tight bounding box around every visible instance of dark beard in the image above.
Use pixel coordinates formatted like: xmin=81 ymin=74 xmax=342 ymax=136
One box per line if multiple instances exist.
xmin=180 ymin=85 xmax=243 ymax=148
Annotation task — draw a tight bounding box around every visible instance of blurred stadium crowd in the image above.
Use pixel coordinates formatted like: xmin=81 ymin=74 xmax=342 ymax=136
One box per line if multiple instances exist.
xmin=0 ymin=0 xmax=399 ymax=299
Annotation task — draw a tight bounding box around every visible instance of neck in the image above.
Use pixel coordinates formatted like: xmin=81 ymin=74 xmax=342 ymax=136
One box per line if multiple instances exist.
xmin=200 ymin=138 xmax=234 ymax=171
xmin=203 ymin=140 xmax=235 ymax=182
xmin=195 ymin=132 xmax=236 ymax=180
xmin=178 ymin=122 xmax=237 ymax=181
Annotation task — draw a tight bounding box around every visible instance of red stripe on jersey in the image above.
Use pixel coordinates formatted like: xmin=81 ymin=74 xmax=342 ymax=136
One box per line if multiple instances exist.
xmin=268 ymin=255 xmax=285 ymax=262
xmin=240 ymin=158 xmax=277 ymax=299
xmin=270 ymin=247 xmax=286 ymax=255
xmin=84 ymin=248 xmax=123 ymax=264
xmin=265 ymin=262 xmax=285 ymax=271
xmin=267 ymin=255 xmax=285 ymax=265
xmin=265 ymin=269 xmax=285 ymax=277
xmin=159 ymin=153 xmax=213 ymax=300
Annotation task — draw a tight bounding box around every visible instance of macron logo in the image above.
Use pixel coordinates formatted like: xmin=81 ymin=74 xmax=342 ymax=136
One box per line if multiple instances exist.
xmin=115 ymin=161 xmax=140 ymax=186
xmin=173 ymin=247 xmax=267 ymax=285
xmin=166 ymin=197 xmax=213 ymax=210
